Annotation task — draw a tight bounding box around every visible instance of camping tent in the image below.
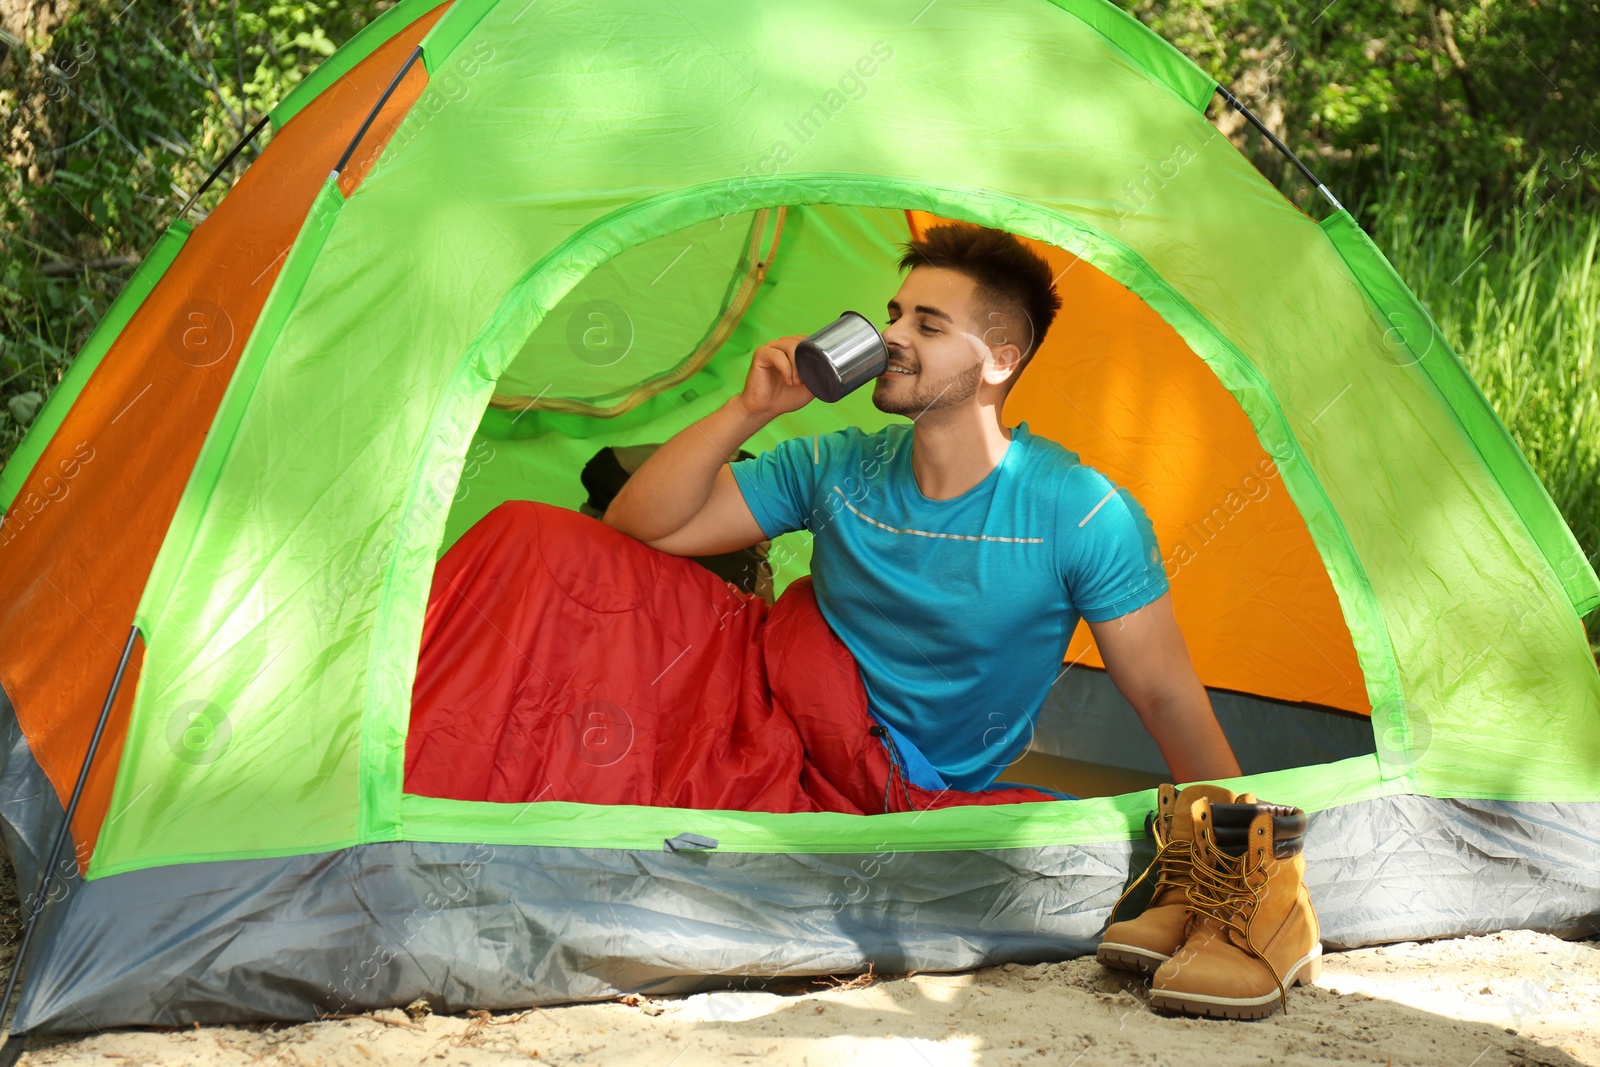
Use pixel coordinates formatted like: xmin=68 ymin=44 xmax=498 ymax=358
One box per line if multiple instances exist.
xmin=1 ymin=0 xmax=1597 ymax=1035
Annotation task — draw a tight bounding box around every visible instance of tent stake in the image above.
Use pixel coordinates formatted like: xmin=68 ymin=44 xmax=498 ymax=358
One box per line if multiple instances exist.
xmin=0 ymin=624 xmax=139 ymax=1065
xmin=1215 ymin=85 xmax=1345 ymax=214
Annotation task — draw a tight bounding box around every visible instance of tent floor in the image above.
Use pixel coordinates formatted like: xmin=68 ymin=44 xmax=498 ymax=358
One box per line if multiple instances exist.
xmin=1002 ymin=750 xmax=1168 ymax=798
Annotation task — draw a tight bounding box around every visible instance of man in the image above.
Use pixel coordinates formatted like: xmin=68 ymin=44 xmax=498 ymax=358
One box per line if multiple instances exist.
xmin=604 ymin=222 xmax=1240 ymax=792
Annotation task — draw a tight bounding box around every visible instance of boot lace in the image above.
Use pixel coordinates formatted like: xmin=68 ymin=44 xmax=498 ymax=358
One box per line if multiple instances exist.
xmin=1107 ymin=812 xmax=1192 ymax=925
xmin=1184 ymin=834 xmax=1290 ymax=1011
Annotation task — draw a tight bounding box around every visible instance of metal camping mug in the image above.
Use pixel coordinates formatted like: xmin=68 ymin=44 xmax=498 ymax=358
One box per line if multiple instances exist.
xmin=793 ymin=311 xmax=890 ymax=403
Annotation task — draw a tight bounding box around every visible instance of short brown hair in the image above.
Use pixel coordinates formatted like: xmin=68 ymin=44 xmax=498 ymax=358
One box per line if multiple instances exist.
xmin=897 ymin=223 xmax=1061 ymax=384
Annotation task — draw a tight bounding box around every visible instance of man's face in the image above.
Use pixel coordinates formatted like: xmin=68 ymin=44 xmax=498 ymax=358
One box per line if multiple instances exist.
xmin=873 ymin=266 xmax=1021 ymax=419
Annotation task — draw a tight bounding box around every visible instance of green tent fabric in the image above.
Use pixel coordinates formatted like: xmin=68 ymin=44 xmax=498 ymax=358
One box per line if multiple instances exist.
xmin=0 ymin=0 xmax=1596 ymax=1034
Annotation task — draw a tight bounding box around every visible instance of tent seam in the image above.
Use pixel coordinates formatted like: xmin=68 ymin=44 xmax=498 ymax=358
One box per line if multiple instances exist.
xmin=270 ymin=0 xmax=453 ymax=130
xmin=0 ymin=223 xmax=192 ymax=515
xmin=96 ymin=180 xmax=346 ymax=878
xmin=1042 ymin=0 xmax=1217 ymax=112
xmin=1321 ymin=210 xmax=1600 ymax=621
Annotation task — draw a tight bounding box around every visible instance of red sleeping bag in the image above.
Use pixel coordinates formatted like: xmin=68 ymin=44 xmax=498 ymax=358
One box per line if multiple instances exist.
xmin=405 ymin=501 xmax=1057 ymax=813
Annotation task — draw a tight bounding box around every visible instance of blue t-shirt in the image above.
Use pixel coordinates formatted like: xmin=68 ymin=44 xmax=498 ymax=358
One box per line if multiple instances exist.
xmin=730 ymin=420 xmax=1168 ymax=793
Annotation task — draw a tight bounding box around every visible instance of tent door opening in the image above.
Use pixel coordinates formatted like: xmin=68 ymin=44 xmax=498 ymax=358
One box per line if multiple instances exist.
xmin=405 ymin=201 xmax=1375 ymax=814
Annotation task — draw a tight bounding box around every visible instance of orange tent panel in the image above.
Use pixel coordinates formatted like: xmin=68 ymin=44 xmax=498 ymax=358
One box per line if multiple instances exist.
xmin=0 ymin=5 xmax=451 ymax=869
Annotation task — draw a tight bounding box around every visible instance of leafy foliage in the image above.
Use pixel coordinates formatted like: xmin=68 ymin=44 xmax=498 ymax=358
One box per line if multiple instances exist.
xmin=1136 ymin=0 xmax=1600 ymax=209
xmin=0 ymin=0 xmax=383 ymax=453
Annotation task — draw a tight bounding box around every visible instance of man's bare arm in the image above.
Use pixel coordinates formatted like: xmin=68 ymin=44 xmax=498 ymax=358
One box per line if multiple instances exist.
xmin=603 ymin=336 xmax=812 ymax=556
xmin=1086 ymin=593 xmax=1243 ymax=782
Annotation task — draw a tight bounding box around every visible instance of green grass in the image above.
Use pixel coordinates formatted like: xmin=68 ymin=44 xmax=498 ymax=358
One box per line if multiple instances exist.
xmin=1351 ymin=170 xmax=1600 ymax=651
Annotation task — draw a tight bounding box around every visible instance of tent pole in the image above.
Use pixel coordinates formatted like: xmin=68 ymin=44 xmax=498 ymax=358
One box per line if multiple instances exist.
xmin=0 ymin=624 xmax=139 ymax=1065
xmin=333 ymin=44 xmax=425 ymax=178
xmin=174 ymin=112 xmax=271 ymax=222
xmin=176 ymin=33 xmax=423 ymax=222
xmin=1215 ymin=85 xmax=1345 ymax=214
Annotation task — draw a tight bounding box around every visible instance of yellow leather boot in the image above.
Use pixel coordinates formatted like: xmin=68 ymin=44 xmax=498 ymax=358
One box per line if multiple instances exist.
xmin=1096 ymin=783 xmax=1255 ymax=976
xmin=1149 ymin=797 xmax=1321 ymax=1019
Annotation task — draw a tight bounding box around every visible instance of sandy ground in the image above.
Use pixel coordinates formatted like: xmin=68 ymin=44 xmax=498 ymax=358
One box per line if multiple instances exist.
xmin=6 ymin=918 xmax=1596 ymax=1065
xmin=1 ymin=841 xmax=1595 ymax=1065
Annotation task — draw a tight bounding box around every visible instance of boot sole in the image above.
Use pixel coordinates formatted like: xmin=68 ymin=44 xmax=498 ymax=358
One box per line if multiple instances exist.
xmin=1148 ymin=944 xmax=1322 ymax=1020
xmin=1095 ymin=942 xmax=1170 ymax=976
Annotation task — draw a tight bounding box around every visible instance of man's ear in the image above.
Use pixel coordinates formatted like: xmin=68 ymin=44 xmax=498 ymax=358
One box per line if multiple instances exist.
xmin=981 ymin=342 xmax=1024 ymax=387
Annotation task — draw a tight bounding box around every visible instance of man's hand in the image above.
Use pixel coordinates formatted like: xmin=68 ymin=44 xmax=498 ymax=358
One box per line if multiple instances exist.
xmin=1086 ymin=593 xmax=1243 ymax=782
xmin=739 ymin=336 xmax=815 ymax=418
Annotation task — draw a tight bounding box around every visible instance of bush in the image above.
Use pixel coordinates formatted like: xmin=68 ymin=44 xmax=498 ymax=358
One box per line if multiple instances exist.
xmin=1135 ymin=0 xmax=1600 ymax=209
